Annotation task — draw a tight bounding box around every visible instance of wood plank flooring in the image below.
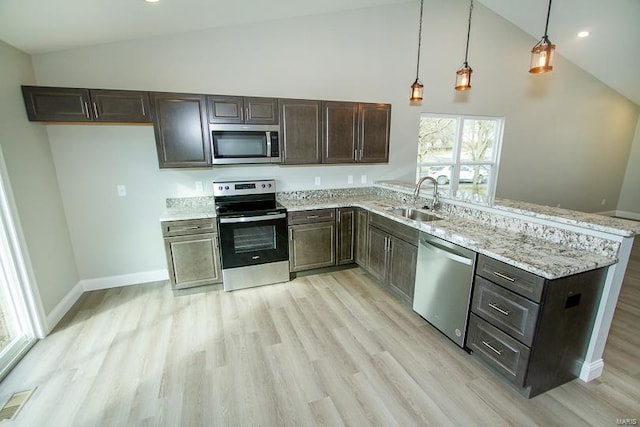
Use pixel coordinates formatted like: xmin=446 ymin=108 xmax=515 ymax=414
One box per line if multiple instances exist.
xmin=0 ymin=238 xmax=638 ymax=426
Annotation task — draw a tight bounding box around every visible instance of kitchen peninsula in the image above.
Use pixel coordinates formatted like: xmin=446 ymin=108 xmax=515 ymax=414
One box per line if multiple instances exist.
xmin=161 ymin=180 xmax=639 ymax=395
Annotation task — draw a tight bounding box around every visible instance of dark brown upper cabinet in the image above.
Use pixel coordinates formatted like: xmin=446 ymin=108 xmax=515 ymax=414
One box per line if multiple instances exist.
xmin=322 ymin=101 xmax=391 ymax=164
xmin=358 ymin=103 xmax=391 ymax=163
xmin=322 ymin=102 xmax=359 ymax=164
xmin=279 ymin=99 xmax=322 ymax=164
xmin=150 ymin=92 xmax=211 ymax=168
xmin=207 ymin=95 xmax=278 ymax=125
xmin=21 ymin=86 xmax=151 ymax=123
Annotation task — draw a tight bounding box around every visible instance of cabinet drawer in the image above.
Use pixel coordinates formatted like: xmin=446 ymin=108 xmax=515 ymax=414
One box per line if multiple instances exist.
xmin=288 ymin=209 xmax=335 ymax=225
xmin=467 ymin=314 xmax=530 ymax=387
xmin=162 ymin=219 xmax=216 ymax=237
xmin=368 ymin=212 xmax=418 ymax=246
xmin=472 ymin=276 xmax=539 ymax=346
xmin=476 ymin=255 xmax=545 ymax=303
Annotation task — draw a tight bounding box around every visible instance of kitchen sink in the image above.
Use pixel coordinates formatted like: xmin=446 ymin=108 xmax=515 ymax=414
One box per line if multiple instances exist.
xmin=389 ymin=207 xmax=442 ymax=222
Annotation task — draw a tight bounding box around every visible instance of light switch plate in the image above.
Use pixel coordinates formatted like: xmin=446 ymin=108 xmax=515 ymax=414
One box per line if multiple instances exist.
xmin=315 ymin=176 xmax=321 ymax=186
xmin=117 ymin=185 xmax=126 ymax=197
xmin=195 ymin=181 xmax=203 ymax=193
xmin=361 ymin=175 xmax=367 ymax=184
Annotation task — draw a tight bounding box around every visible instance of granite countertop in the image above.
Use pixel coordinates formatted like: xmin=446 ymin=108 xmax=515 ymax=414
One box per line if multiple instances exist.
xmin=278 ymin=197 xmax=617 ymax=280
xmin=159 ymin=190 xmax=619 ymax=280
xmin=377 ymin=180 xmax=640 ymax=237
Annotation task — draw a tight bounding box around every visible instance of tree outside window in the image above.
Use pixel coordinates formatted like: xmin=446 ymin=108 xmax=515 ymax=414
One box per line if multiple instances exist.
xmin=417 ymin=114 xmax=503 ymax=203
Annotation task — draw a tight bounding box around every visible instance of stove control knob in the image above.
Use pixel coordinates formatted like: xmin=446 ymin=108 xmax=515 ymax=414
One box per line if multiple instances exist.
xmin=225 ymin=186 xmax=229 ymax=190
xmin=218 ymin=186 xmax=223 ymax=191
xmin=261 ymin=184 xmax=266 ymax=188
xmin=268 ymin=183 xmax=272 ymax=188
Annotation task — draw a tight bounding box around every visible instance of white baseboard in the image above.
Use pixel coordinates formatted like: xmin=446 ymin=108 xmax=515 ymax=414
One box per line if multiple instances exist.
xmin=45 ymin=269 xmax=169 ymax=332
xmin=79 ymin=269 xmax=168 ymax=291
xmin=579 ymin=359 xmax=604 ymax=382
xmin=46 ymin=280 xmax=84 ymax=333
xmin=614 ymin=210 xmax=640 ymax=221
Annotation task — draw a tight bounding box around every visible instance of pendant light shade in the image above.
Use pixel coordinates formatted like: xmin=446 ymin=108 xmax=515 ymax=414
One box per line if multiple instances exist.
xmin=410 ymin=79 xmax=424 ymax=102
xmin=455 ymin=0 xmax=474 ymax=91
xmin=410 ymin=0 xmax=425 ymax=102
xmin=529 ymin=0 xmax=555 ymax=74
xmin=455 ymin=63 xmax=473 ymax=91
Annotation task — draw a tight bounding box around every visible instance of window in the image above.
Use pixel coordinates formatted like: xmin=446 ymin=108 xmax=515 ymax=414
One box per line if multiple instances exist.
xmin=417 ymin=114 xmax=504 ymax=203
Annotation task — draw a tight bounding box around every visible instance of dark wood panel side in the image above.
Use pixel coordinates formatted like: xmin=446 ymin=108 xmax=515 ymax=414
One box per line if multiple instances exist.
xmin=150 ymin=92 xmax=211 ymax=168
xmin=355 ymin=208 xmax=369 ymax=268
xmin=358 ymin=103 xmax=390 ymax=163
xmin=337 ymin=208 xmax=355 ymax=265
xmin=21 ymin=86 xmax=92 ymax=122
xmin=322 ymin=101 xmax=358 ymax=163
xmin=90 ymin=89 xmax=151 ymax=123
xmin=279 ymin=99 xmax=322 ymax=164
xmin=207 ymin=95 xmax=244 ymax=123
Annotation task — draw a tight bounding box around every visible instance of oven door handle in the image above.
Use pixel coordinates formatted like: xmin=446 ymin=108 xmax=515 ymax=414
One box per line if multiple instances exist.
xmin=219 ymin=213 xmax=286 ymax=223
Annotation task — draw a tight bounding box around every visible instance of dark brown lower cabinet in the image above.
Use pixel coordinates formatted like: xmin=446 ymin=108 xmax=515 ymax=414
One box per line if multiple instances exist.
xmin=288 ymin=209 xmax=336 ymax=272
xmin=336 ymin=208 xmax=355 ymax=265
xmin=467 ymin=254 xmax=606 ymax=398
xmin=366 ymin=213 xmax=418 ymax=304
xmin=354 ymin=208 xmax=369 ymax=268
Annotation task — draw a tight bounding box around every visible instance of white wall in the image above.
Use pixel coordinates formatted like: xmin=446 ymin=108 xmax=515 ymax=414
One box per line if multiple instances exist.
xmin=617 ymin=115 xmax=640 ymax=219
xmin=28 ymin=0 xmax=639 ymax=282
xmin=0 ymin=40 xmax=79 ymax=316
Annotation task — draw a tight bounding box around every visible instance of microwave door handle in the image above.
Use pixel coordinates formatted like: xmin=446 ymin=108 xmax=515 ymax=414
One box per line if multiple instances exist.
xmin=266 ymin=132 xmax=272 ymax=158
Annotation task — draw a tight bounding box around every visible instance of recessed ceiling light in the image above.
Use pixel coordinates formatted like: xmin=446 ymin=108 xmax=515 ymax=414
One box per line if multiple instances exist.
xmin=145 ymin=0 xmax=160 ymax=3
xmin=577 ymin=31 xmax=590 ymax=38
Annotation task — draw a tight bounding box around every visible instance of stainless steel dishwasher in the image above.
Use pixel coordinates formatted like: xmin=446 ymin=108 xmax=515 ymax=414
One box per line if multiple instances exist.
xmin=412 ymin=232 xmax=476 ymax=347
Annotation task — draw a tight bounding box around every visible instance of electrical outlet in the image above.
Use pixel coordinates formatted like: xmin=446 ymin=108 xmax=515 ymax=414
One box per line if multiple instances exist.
xmin=348 ymin=175 xmax=354 ymax=185
xmin=601 ymin=199 xmax=606 ymax=206
xmin=556 ymin=204 xmax=561 ymax=208
xmin=361 ymin=175 xmax=367 ymax=184
xmin=117 ymin=185 xmax=127 ymax=197
xmin=195 ymin=181 xmax=203 ymax=193
xmin=315 ymin=176 xmax=321 ymax=186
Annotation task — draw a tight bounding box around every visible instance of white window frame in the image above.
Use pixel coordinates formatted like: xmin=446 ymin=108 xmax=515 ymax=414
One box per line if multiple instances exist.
xmin=417 ymin=113 xmax=504 ymax=203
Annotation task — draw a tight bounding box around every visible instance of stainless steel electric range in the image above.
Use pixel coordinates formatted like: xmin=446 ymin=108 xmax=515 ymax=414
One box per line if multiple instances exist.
xmin=213 ymin=179 xmax=289 ymax=291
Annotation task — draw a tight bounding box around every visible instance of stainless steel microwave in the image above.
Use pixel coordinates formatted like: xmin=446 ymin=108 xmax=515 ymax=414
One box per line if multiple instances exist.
xmin=210 ymin=124 xmax=280 ymax=164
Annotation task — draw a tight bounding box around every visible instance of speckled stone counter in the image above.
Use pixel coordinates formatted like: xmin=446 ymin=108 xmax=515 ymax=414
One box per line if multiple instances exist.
xmin=159 ymin=183 xmax=632 ymax=280
xmin=276 ymin=190 xmax=617 ymax=280
xmin=159 ymin=196 xmax=216 ymax=222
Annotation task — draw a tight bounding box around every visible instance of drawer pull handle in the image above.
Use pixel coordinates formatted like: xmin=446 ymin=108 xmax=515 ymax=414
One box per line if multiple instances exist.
xmin=178 ymin=226 xmax=201 ymax=231
xmin=481 ymin=340 xmax=503 ymax=355
xmin=493 ymin=271 xmax=516 ymax=282
xmin=306 ymin=215 xmax=319 ymax=219
xmin=488 ymin=302 xmax=510 ymax=316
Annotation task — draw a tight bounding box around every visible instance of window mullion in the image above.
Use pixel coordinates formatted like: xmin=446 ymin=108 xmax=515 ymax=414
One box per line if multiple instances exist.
xmin=451 ymin=117 xmax=465 ymax=197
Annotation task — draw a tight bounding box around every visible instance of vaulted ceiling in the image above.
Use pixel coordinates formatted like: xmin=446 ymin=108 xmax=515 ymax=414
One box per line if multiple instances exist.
xmin=0 ymin=0 xmax=638 ymax=105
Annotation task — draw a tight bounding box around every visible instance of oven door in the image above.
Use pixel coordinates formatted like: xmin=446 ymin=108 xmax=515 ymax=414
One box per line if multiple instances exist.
xmin=217 ymin=213 xmax=288 ymax=269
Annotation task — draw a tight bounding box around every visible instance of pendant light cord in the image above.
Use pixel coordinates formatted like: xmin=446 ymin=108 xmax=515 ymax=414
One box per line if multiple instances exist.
xmin=415 ymin=0 xmax=424 ymax=79
xmin=543 ymin=0 xmax=552 ymax=37
xmin=463 ymin=0 xmax=474 ymax=64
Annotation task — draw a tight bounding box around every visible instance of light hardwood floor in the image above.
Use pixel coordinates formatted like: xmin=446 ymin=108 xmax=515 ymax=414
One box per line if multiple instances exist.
xmin=1 ymin=238 xmax=638 ymax=426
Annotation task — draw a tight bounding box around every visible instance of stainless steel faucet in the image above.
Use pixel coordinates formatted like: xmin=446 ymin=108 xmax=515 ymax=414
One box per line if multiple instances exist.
xmin=414 ymin=176 xmax=440 ymax=210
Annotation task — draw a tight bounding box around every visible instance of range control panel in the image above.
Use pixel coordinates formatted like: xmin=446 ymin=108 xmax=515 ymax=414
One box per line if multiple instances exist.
xmin=213 ymin=179 xmax=276 ymax=197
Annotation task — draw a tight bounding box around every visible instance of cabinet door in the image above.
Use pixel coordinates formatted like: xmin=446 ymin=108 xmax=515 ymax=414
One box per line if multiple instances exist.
xmin=21 ymin=86 xmax=92 ymax=122
xmin=207 ymin=95 xmax=244 ymax=123
xmin=279 ymin=99 xmax=322 ymax=164
xmin=355 ymin=208 xmax=369 ymax=268
xmin=322 ymin=101 xmax=358 ymax=163
xmin=358 ymin=103 xmax=390 ymax=163
xmin=151 ymin=92 xmax=211 ymax=168
xmin=388 ymin=237 xmax=418 ymax=302
xmin=90 ymin=89 xmax=151 ymax=123
xmin=164 ymin=233 xmax=222 ymax=289
xmin=289 ymin=222 xmax=336 ymax=272
xmin=336 ymin=208 xmax=355 ymax=265
xmin=245 ymin=97 xmax=278 ymax=124
xmin=366 ymin=226 xmax=389 ymax=283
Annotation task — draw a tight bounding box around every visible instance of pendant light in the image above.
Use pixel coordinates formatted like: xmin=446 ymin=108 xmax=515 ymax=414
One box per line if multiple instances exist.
xmin=410 ymin=0 xmax=425 ymax=102
xmin=529 ymin=0 xmax=555 ymax=74
xmin=455 ymin=0 xmax=474 ymax=91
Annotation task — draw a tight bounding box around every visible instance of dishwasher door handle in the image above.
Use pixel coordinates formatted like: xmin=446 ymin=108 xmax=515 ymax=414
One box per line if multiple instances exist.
xmin=421 ymin=240 xmax=473 ymax=265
